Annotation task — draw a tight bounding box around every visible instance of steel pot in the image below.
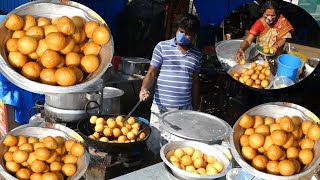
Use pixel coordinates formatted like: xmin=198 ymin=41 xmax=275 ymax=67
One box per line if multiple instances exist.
xmin=0 ymin=0 xmax=114 ymax=94
xmin=77 ymin=115 xmax=151 ymax=153
xmin=216 ymin=40 xmax=258 ymax=71
xmin=45 ymin=92 xmax=101 ymax=110
xmin=230 ymin=102 xmax=320 ymax=180
xmin=45 ymin=79 xmax=103 ymax=110
xmin=44 ymin=103 xmax=95 ymax=123
xmin=121 ymin=57 xmax=150 ymax=75
xmin=29 ymin=99 xmax=45 ymax=118
xmin=101 ymin=87 xmax=124 ymax=115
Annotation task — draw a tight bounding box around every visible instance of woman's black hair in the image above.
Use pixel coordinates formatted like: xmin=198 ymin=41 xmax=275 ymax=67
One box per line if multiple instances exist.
xmin=261 ymin=0 xmax=280 ymax=16
xmin=176 ymin=13 xmax=200 ymax=34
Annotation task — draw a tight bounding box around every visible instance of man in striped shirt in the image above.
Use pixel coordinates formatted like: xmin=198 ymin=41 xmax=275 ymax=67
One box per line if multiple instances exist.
xmin=139 ymin=14 xmax=202 ymax=132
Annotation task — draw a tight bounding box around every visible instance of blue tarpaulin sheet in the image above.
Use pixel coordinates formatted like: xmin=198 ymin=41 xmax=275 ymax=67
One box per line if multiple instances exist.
xmin=0 ymin=0 xmax=29 ymax=13
xmin=77 ymin=0 xmax=127 ymax=37
xmin=0 ymin=74 xmax=44 ymax=125
xmin=193 ymin=0 xmax=255 ymax=26
xmin=0 ymin=15 xmax=44 ymax=125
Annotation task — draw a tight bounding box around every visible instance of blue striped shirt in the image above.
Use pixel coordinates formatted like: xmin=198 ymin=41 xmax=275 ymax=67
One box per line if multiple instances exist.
xmin=151 ymin=38 xmax=202 ymax=107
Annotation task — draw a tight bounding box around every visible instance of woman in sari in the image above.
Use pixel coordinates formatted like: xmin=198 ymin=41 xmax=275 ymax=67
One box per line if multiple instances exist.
xmin=236 ymin=0 xmax=294 ymax=62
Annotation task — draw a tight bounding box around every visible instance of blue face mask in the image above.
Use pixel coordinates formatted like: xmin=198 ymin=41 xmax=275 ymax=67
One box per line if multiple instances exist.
xmin=176 ymin=32 xmax=192 ymax=46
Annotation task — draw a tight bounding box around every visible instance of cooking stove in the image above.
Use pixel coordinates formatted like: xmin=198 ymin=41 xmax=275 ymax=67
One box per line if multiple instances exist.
xmin=42 ymin=117 xmax=160 ymax=180
xmin=30 ymin=97 xmax=159 ymax=180
xmin=82 ymin=147 xmax=147 ymax=179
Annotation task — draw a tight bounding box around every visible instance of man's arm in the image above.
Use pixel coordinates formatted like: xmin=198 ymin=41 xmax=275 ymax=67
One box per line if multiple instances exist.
xmin=140 ymin=42 xmax=163 ymax=100
xmin=139 ymin=66 xmax=159 ymax=100
xmin=192 ymin=73 xmax=200 ymax=110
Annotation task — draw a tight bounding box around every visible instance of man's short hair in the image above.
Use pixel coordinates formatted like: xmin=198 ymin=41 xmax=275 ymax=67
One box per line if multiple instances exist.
xmin=176 ymin=14 xmax=200 ymax=34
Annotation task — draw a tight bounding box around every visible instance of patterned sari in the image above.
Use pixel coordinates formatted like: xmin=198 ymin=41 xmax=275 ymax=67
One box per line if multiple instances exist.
xmin=250 ymin=15 xmax=294 ymax=47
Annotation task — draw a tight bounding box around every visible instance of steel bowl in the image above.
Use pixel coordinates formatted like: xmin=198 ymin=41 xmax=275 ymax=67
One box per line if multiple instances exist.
xmin=216 ymin=40 xmax=258 ymax=71
xmin=0 ymin=126 xmax=90 ymax=180
xmin=160 ymin=141 xmax=231 ymax=180
xmin=227 ymin=62 xmax=273 ymax=89
xmin=230 ymin=102 xmax=320 ymax=180
xmin=0 ymin=0 xmax=114 ymax=94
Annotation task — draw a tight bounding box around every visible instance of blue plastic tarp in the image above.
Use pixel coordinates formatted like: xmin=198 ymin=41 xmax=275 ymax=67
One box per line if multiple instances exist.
xmin=0 ymin=74 xmax=44 ymax=125
xmin=0 ymin=15 xmax=44 ymax=125
xmin=0 ymin=0 xmax=29 ymax=13
xmin=77 ymin=0 xmax=127 ymax=37
xmin=193 ymin=0 xmax=255 ymax=26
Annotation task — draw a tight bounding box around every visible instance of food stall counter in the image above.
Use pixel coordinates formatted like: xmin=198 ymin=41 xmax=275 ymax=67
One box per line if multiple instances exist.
xmin=112 ymin=162 xmax=226 ymax=180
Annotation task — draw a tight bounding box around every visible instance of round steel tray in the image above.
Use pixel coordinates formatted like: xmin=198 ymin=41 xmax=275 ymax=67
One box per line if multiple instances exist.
xmin=216 ymin=39 xmax=258 ymax=71
xmin=227 ymin=62 xmax=274 ymax=89
xmin=0 ymin=0 xmax=114 ymax=94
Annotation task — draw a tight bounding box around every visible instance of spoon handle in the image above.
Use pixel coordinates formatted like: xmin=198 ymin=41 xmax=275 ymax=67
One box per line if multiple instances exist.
xmin=125 ymin=100 xmax=142 ymax=120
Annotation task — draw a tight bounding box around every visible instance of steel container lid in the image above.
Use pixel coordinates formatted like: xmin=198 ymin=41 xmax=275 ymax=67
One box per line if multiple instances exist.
xmin=160 ymin=110 xmax=231 ymax=143
xmin=0 ymin=0 xmax=114 ymax=94
xmin=216 ymin=40 xmax=258 ymax=61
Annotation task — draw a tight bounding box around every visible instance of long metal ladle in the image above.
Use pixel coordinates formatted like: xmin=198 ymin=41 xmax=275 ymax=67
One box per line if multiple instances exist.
xmin=125 ymin=99 xmax=142 ymax=120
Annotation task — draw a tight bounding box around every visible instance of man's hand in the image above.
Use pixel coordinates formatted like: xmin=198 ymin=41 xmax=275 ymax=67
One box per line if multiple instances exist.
xmin=139 ymin=65 xmax=159 ymax=101
xmin=139 ymin=88 xmax=150 ymax=101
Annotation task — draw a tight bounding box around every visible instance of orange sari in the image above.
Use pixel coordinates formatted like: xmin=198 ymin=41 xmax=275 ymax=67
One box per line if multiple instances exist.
xmin=250 ymin=15 xmax=294 ymax=47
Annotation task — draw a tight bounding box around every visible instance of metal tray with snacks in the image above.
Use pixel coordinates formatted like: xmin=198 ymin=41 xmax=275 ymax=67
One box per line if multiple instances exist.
xmin=0 ymin=0 xmax=114 ymax=94
xmin=230 ymin=102 xmax=320 ymax=180
xmin=0 ymin=125 xmax=89 ymax=180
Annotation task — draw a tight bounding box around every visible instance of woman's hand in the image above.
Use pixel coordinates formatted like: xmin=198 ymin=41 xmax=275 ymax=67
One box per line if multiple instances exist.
xmin=59 ymin=0 xmax=69 ymax=4
xmin=236 ymin=48 xmax=246 ymax=63
xmin=271 ymin=45 xmax=279 ymax=53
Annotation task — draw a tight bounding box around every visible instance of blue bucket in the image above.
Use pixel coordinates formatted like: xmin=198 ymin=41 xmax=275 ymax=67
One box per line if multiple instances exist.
xmin=0 ymin=15 xmax=5 ymax=22
xmin=277 ymin=54 xmax=302 ymax=81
